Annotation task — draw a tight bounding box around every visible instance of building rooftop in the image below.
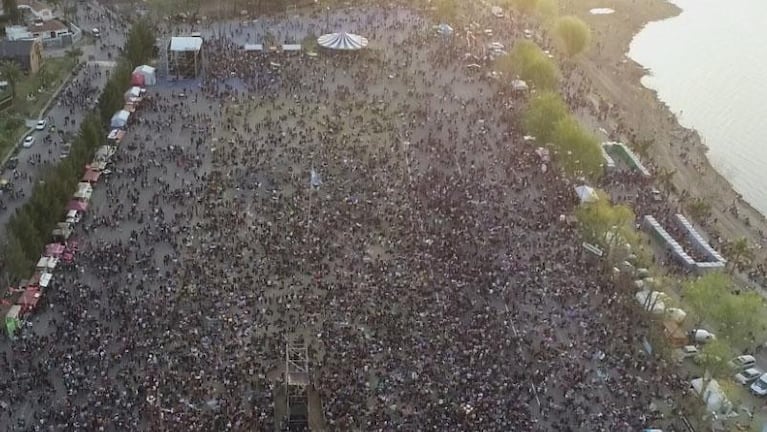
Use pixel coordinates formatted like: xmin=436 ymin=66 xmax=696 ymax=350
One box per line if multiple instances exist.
xmin=29 ymin=19 xmax=68 ymax=33
xmin=0 ymin=39 xmax=36 ymax=57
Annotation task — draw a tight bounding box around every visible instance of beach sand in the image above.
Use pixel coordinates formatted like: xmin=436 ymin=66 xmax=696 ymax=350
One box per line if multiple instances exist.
xmin=570 ymin=0 xmax=767 ymax=269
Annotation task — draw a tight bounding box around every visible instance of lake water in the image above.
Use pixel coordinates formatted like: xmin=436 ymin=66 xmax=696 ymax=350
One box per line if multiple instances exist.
xmin=628 ymin=0 xmax=767 ymax=216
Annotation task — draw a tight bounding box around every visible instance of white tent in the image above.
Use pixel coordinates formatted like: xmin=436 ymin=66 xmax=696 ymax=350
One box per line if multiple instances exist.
xmin=511 ymin=79 xmax=529 ymax=92
xmin=665 ymin=307 xmax=687 ymax=323
xmin=243 ymin=43 xmax=263 ymax=51
xmin=436 ymin=23 xmax=454 ymax=36
xmin=124 ymin=86 xmax=142 ymax=102
xmin=36 ymin=256 xmax=59 ymax=271
xmin=317 ymin=32 xmax=369 ymax=50
xmin=282 ymin=44 xmax=301 ymax=52
xmin=690 ymin=378 xmax=732 ymax=414
xmin=38 ymin=272 xmax=52 ymax=288
xmin=574 ymin=185 xmax=599 ymax=204
xmin=635 ymin=290 xmax=668 ymax=314
xmin=110 ymin=110 xmax=130 ymax=129
xmin=133 ymin=65 xmax=156 ymax=86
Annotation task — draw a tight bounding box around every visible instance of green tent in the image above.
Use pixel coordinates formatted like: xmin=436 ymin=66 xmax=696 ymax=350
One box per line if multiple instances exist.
xmin=5 ymin=305 xmax=21 ymax=337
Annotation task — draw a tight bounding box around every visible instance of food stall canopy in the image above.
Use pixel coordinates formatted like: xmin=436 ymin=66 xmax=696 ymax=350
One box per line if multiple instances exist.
xmin=88 ymin=161 xmax=108 ymax=171
xmin=18 ymin=287 xmax=41 ymax=313
xmin=110 ymin=110 xmax=131 ymax=129
xmin=317 ymin=32 xmax=369 ymax=50
xmin=95 ymin=145 xmax=116 ymax=162
xmin=52 ymin=227 xmax=73 ymax=240
xmin=36 ymin=256 xmax=58 ymax=270
xmin=44 ymin=243 xmax=65 ymax=257
xmin=133 ymin=65 xmax=156 ymax=86
xmin=107 ymin=129 xmax=126 ymax=143
xmin=130 ymin=72 xmax=145 ymax=87
xmin=74 ymin=188 xmax=93 ymax=200
xmin=38 ymin=272 xmax=52 ymax=288
xmin=67 ymin=200 xmax=89 ymax=212
xmin=124 ymin=86 xmax=143 ymax=103
xmin=5 ymin=305 xmax=21 ymax=336
xmin=77 ymin=181 xmax=93 ymax=193
xmin=82 ymin=168 xmax=101 ymax=183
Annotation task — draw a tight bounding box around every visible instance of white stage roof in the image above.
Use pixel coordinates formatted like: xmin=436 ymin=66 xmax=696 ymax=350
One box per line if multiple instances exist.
xmin=170 ymin=37 xmax=203 ymax=51
xmin=317 ymin=32 xmax=369 ymax=50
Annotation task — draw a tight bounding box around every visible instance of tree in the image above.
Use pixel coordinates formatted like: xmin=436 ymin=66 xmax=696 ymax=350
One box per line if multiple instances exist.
xmin=656 ymin=168 xmax=675 ymax=199
xmin=725 ymin=237 xmax=753 ymax=274
xmin=550 ymin=115 xmax=604 ymax=180
xmin=2 ymin=0 xmax=22 ymax=24
xmin=124 ymin=21 xmax=157 ymax=68
xmin=575 ymin=194 xmax=637 ymax=258
xmin=3 ymin=233 xmax=30 ymax=282
xmin=522 ymin=91 xmax=568 ymax=144
xmin=553 ymin=16 xmax=591 ymax=57
xmin=684 ymin=273 xmax=728 ymax=326
xmin=37 ymin=62 xmax=55 ymax=89
xmin=434 ymin=0 xmax=458 ymax=22
xmin=509 ymin=0 xmax=538 ymax=14
xmin=0 ymin=60 xmax=22 ymax=99
xmin=696 ymin=339 xmax=732 ymax=392
xmin=499 ymin=40 xmax=559 ymax=90
xmin=684 ymin=273 xmax=767 ymax=349
xmin=65 ymin=46 xmax=83 ymax=65
xmin=536 ymin=0 xmax=558 ymax=19
xmin=686 ymin=197 xmax=712 ymax=222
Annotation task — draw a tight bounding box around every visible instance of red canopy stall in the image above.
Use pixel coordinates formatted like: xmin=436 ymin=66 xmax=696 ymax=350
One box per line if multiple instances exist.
xmin=18 ymin=287 xmax=41 ymax=314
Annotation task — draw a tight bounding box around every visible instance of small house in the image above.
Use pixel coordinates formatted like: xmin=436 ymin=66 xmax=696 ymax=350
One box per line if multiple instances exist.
xmin=0 ymin=39 xmax=43 ymax=73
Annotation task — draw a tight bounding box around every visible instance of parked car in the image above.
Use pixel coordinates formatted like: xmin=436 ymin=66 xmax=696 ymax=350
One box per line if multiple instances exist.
xmin=674 ymin=345 xmax=699 ymax=362
xmin=735 ymin=367 xmax=763 ymax=385
xmin=751 ymin=373 xmax=767 ymax=396
xmin=35 ymin=119 xmax=47 ymax=130
xmin=22 ymin=136 xmax=35 ymax=148
xmin=728 ymin=355 xmax=756 ymax=371
xmin=689 ymin=328 xmax=716 ymax=344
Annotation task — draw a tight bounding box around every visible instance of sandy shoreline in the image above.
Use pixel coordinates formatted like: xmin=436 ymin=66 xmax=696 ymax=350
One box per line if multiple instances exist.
xmin=572 ymin=0 xmax=767 ymax=267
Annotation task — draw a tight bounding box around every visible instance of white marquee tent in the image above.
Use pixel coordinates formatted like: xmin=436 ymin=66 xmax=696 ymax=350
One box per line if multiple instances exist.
xmin=574 ymin=185 xmax=599 ymax=204
xmin=317 ymin=32 xmax=369 ymax=50
xmin=133 ymin=65 xmax=156 ymax=86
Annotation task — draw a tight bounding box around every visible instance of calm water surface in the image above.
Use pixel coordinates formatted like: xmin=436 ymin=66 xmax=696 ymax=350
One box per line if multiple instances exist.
xmin=628 ymin=0 xmax=767 ymax=215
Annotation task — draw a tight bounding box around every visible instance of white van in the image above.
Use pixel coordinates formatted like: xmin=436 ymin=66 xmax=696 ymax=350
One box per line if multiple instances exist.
xmin=92 ymin=28 xmax=101 ymax=38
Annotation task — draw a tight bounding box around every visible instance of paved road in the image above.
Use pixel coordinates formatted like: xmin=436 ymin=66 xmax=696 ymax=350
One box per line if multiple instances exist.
xmin=0 ymin=1 xmax=128 ymax=234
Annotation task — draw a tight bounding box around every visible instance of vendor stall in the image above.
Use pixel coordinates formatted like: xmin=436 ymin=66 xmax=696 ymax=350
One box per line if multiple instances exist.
xmin=110 ymin=110 xmax=131 ymax=129
xmin=82 ymin=168 xmax=102 ymax=183
xmin=18 ymin=287 xmax=41 ymax=314
xmin=5 ymin=305 xmax=21 ymax=337
xmin=44 ymin=243 xmax=65 ymax=258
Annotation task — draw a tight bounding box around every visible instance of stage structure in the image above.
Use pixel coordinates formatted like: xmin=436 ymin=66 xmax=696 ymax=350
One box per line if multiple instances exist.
xmin=285 ymin=339 xmax=310 ymax=431
xmin=166 ymin=36 xmax=204 ymax=78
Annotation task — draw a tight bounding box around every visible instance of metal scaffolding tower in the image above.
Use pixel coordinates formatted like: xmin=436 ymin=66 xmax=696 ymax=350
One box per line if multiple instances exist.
xmin=285 ymin=340 xmax=309 ymax=431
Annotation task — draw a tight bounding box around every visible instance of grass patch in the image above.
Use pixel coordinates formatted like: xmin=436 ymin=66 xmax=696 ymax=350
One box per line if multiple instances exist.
xmin=12 ymin=57 xmax=76 ymax=118
xmin=0 ymin=56 xmax=76 ymax=162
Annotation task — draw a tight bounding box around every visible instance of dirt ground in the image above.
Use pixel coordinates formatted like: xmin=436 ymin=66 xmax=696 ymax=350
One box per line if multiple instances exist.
xmin=570 ymin=0 xmax=767 ymax=271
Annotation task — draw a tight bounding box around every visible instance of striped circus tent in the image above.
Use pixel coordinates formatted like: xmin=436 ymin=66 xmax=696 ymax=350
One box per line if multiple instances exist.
xmin=317 ymin=32 xmax=369 ymax=50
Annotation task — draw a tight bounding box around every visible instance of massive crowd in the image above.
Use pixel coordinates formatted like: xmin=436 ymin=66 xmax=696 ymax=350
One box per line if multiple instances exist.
xmin=0 ymin=4 xmax=695 ymax=432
